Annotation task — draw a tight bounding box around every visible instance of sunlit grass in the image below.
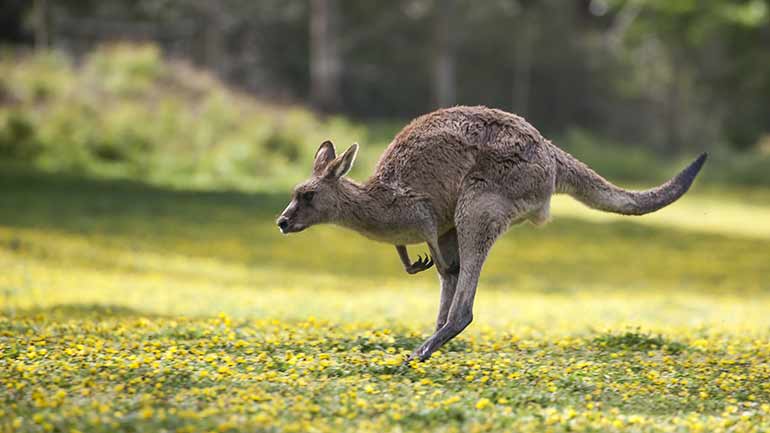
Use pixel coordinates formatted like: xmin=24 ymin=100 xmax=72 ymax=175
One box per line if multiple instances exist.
xmin=2 ymin=170 xmax=770 ymax=432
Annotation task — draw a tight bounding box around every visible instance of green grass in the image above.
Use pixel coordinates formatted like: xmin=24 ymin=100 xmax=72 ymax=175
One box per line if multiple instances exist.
xmin=2 ymin=168 xmax=770 ymax=432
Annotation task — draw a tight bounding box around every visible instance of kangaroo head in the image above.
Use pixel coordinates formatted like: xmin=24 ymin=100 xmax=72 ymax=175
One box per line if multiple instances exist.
xmin=277 ymin=140 xmax=359 ymax=234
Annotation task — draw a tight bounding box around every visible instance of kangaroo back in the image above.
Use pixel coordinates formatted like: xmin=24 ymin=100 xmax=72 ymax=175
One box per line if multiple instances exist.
xmin=552 ymin=146 xmax=707 ymax=215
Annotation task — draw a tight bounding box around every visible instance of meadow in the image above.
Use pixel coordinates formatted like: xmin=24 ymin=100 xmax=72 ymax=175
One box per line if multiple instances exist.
xmin=2 ymin=42 xmax=770 ymax=433
xmin=2 ymin=163 xmax=770 ymax=433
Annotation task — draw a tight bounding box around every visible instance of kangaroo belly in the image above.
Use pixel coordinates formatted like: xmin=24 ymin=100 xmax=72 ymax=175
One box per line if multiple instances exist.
xmin=357 ymin=226 xmax=426 ymax=245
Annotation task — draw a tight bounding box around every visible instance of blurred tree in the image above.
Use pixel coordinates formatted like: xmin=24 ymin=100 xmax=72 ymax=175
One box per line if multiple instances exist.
xmin=0 ymin=0 xmax=33 ymax=44
xmin=310 ymin=0 xmax=342 ymax=113
xmin=432 ymin=0 xmax=457 ymax=108
xmin=199 ymin=1 xmax=226 ymax=77
xmin=32 ymin=0 xmax=50 ymax=49
xmin=1 ymin=0 xmax=768 ymax=152
xmin=511 ymin=0 xmax=537 ymax=117
xmin=608 ymin=0 xmax=770 ymax=151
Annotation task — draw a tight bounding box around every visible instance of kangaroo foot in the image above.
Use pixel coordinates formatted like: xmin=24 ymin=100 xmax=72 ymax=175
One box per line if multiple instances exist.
xmin=405 ymin=255 xmax=434 ymax=274
xmin=407 ymin=342 xmax=434 ymax=362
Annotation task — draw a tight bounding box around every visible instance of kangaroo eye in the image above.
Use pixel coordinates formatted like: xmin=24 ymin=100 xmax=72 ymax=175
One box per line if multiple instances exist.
xmin=301 ymin=191 xmax=315 ymax=202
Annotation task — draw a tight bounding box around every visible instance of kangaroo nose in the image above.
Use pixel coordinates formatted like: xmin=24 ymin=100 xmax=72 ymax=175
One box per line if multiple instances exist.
xmin=277 ymin=217 xmax=289 ymax=232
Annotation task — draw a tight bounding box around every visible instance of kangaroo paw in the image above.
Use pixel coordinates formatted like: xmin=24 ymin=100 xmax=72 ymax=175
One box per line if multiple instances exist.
xmin=405 ymin=254 xmax=434 ymax=274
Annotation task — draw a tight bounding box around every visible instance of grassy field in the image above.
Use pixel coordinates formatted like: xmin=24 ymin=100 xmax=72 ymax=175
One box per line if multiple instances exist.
xmin=2 ymin=167 xmax=770 ymax=432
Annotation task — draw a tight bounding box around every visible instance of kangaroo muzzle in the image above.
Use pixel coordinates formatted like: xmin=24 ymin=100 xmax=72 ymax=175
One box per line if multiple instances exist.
xmin=276 ymin=216 xmax=290 ymax=233
xmin=277 ymin=200 xmax=307 ymax=234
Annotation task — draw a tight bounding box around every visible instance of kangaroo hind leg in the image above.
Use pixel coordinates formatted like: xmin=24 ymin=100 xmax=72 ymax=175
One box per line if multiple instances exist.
xmin=410 ymin=190 xmax=524 ymax=361
xmin=430 ymin=228 xmax=460 ymax=332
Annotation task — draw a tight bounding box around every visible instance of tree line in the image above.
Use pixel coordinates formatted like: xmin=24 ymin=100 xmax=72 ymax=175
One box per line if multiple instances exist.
xmin=3 ymin=0 xmax=770 ymax=153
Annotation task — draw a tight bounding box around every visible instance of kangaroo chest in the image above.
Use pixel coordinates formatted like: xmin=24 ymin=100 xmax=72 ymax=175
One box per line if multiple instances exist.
xmin=339 ymin=181 xmax=456 ymax=245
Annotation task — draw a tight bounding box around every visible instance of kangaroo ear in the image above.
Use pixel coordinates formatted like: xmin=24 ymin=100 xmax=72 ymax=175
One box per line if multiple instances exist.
xmin=325 ymin=143 xmax=359 ymax=180
xmin=313 ymin=140 xmax=337 ymax=175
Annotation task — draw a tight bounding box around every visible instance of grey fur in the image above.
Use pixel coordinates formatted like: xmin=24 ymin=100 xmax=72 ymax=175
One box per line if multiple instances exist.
xmin=277 ymin=105 xmax=707 ymax=361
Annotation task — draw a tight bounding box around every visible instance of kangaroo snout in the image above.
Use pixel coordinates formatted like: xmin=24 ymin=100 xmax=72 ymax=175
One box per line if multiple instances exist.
xmin=277 ymin=216 xmax=289 ymax=233
xmin=276 ymin=203 xmax=308 ymax=234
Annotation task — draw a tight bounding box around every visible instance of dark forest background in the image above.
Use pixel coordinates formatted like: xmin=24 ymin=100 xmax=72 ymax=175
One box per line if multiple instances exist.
xmin=2 ymin=0 xmax=770 ymax=191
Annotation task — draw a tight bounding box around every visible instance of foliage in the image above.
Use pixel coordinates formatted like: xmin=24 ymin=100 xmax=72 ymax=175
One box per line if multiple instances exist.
xmin=1 ymin=169 xmax=770 ymax=432
xmin=11 ymin=0 xmax=769 ymax=152
xmin=0 ymin=45 xmax=367 ymax=191
xmin=2 ymin=44 xmax=770 ymax=190
xmin=607 ymin=0 xmax=770 ymax=150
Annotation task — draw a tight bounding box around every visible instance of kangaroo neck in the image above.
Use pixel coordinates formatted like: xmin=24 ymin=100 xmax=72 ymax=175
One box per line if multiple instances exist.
xmin=334 ymin=178 xmax=399 ymax=234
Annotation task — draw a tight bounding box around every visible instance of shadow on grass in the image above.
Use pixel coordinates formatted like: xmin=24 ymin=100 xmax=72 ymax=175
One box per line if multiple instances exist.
xmin=0 ymin=164 xmax=289 ymax=226
xmin=2 ymin=165 xmax=769 ymax=292
xmin=2 ymin=303 xmax=166 ymax=320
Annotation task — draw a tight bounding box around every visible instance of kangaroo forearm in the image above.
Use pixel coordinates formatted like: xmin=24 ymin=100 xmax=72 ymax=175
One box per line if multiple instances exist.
xmin=396 ymin=245 xmax=411 ymax=268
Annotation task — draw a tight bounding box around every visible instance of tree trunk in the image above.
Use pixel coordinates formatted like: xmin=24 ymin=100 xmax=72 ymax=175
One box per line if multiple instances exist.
xmin=200 ymin=2 xmax=227 ymax=79
xmin=432 ymin=1 xmax=456 ymax=108
xmin=310 ymin=0 xmax=342 ymax=113
xmin=512 ymin=15 xmax=533 ymax=116
xmin=34 ymin=0 xmax=50 ymax=50
xmin=665 ymin=51 xmax=683 ymax=155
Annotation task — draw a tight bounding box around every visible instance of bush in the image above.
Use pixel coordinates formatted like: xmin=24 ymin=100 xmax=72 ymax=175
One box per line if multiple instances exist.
xmin=0 ymin=44 xmax=365 ymax=191
xmin=84 ymin=43 xmax=164 ymax=96
xmin=0 ymin=111 xmax=40 ymax=160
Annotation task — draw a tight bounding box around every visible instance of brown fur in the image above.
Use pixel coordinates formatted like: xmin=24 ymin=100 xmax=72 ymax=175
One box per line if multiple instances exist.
xmin=278 ymin=105 xmax=707 ymax=361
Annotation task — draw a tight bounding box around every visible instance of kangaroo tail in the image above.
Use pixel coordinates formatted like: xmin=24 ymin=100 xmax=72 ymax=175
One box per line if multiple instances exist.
xmin=552 ymin=146 xmax=707 ymax=216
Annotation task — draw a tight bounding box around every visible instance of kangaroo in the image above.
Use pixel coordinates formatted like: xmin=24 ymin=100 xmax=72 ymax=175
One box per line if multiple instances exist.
xmin=277 ymin=105 xmax=707 ymax=361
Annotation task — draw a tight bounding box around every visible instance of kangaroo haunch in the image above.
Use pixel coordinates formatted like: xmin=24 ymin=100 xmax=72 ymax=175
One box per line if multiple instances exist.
xmin=277 ymin=105 xmax=707 ymax=362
